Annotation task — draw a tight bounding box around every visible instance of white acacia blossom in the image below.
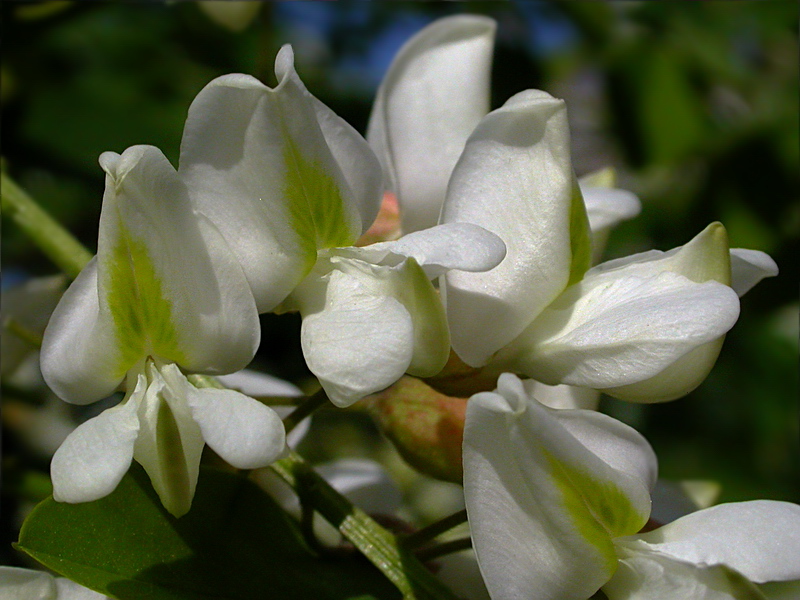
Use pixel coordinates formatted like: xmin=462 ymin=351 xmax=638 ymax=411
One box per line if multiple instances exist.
xmin=438 ymin=89 xmax=745 ymax=402
xmin=178 ymin=45 xmax=505 ymax=407
xmin=463 ymin=374 xmax=800 ymax=600
xmin=40 ymin=146 xmax=286 ymax=517
xmin=365 ymin=15 xmax=773 ymax=403
xmin=509 ymin=225 xmax=777 ymax=410
xmin=366 ymin=15 xmax=641 ymax=245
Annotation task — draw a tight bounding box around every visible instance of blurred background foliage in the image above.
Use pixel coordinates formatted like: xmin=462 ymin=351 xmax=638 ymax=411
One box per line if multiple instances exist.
xmin=2 ymin=0 xmax=798 ymax=566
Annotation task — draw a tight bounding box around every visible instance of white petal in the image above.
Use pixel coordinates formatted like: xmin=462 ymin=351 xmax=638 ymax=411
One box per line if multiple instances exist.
xmin=367 ymin=15 xmax=496 ymax=233
xmin=40 ymin=259 xmax=124 ymax=404
xmin=588 ymin=223 xmax=732 ymax=285
xmin=0 ymin=566 xmax=58 ymax=599
xmin=96 ymin=146 xmax=260 ymax=376
xmin=591 ymin=223 xmax=733 ymax=286
xmin=185 ymin=384 xmax=286 ymax=469
xmin=215 ymin=369 xmax=303 ymax=398
xmin=523 ymin=379 xmax=600 ymax=410
xmin=581 ymin=185 xmax=641 ymax=233
xmin=180 ymin=47 xmax=365 ymax=311
xmin=55 ymin=578 xmax=108 ymax=600
xmin=730 ymin=249 xmax=779 ymax=297
xmin=340 ymin=251 xmax=452 ymax=377
xmin=293 ymin=250 xmax=450 ymax=406
xmin=603 ymin=338 xmax=726 ymax=403
xmin=535 ymin=223 xmax=738 ymax=401
xmin=547 ymin=406 xmax=658 ymax=494
xmin=311 ymin=96 xmax=384 ymax=234
xmin=294 ymin=266 xmax=415 ymax=408
xmin=1 ymin=275 xmax=65 ymax=379
xmin=628 ymin=501 xmax=800 ymax=584
xmin=503 ymin=270 xmax=740 ymax=389
xmin=133 ymin=363 xmax=204 ymax=517
xmin=463 ymin=373 xmax=653 ymax=600
xmin=51 ymin=383 xmax=140 ymax=504
xmin=584 ymin=237 xmax=777 ymax=300
xmin=374 ymin=223 xmax=506 ymax=279
xmin=442 ymin=91 xmax=579 ymax=367
xmin=580 ymin=184 xmax=641 ymax=263
xmin=606 ymin=540 xmax=769 ymax=600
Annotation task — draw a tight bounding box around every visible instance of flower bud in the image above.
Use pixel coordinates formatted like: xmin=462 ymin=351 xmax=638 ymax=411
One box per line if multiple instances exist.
xmin=366 ymin=376 xmax=466 ymax=483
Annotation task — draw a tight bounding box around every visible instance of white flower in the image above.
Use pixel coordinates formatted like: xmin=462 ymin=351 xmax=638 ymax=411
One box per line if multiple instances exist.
xmin=366 ymin=15 xmax=641 ymax=247
xmin=366 ymin=15 xmax=777 ymax=403
xmin=463 ymin=373 xmax=656 ymax=600
xmin=41 ymin=146 xmax=285 ymax=517
xmin=439 ymin=88 xmax=778 ymax=402
xmin=505 ymin=223 xmax=777 ymax=408
xmin=366 ymin=15 xmax=495 ymax=235
xmin=462 ymin=374 xmax=800 ymax=600
xmin=178 ymin=45 xmax=505 ymax=407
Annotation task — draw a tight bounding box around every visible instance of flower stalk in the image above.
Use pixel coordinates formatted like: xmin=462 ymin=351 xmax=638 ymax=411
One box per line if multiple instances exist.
xmin=269 ymin=449 xmax=460 ymax=600
xmin=414 ymin=537 xmax=472 ymax=563
xmin=282 ymin=388 xmax=329 ymax=434
xmin=4 ymin=317 xmax=44 ymax=349
xmin=402 ymin=509 xmax=468 ymax=549
xmin=1 ymin=171 xmax=93 ymax=279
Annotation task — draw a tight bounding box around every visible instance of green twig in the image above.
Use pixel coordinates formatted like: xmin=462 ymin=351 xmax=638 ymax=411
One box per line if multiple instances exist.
xmin=414 ymin=537 xmax=472 ymax=563
xmin=1 ymin=171 xmax=93 ymax=278
xmin=191 ymin=376 xmax=456 ymax=598
xmin=270 ymin=450 xmax=459 ymax=600
xmin=402 ymin=509 xmax=468 ymax=550
xmin=4 ymin=317 xmax=44 ymax=348
xmin=298 ymin=496 xmax=325 ymax=555
xmin=282 ymin=387 xmax=328 ymax=434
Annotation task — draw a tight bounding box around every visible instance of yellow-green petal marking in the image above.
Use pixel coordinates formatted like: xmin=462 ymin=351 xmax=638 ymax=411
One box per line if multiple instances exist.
xmin=545 ymin=450 xmax=647 ymax=574
xmin=283 ymin=137 xmax=357 ymax=265
xmin=567 ymin=179 xmax=592 ymax=286
xmin=105 ymin=224 xmax=186 ymax=377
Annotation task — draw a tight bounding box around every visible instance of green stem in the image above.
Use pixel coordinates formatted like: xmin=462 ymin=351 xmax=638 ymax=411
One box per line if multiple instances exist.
xmin=402 ymin=509 xmax=468 ymax=549
xmin=1 ymin=171 xmax=93 ymax=278
xmin=299 ymin=496 xmax=324 ymax=555
xmin=414 ymin=537 xmax=472 ymax=563
xmin=282 ymin=387 xmax=328 ymax=434
xmin=270 ymin=450 xmax=459 ymax=600
xmin=4 ymin=317 xmax=44 ymax=348
xmin=190 ymin=376 xmax=457 ymax=598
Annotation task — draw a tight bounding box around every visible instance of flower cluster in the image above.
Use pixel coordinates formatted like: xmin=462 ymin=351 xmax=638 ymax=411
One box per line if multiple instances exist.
xmin=30 ymin=13 xmax=797 ymax=600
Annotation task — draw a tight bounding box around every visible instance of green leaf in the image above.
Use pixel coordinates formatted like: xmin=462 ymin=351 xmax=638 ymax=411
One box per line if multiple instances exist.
xmin=16 ymin=464 xmax=401 ymax=600
xmin=638 ymin=47 xmax=706 ymax=163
